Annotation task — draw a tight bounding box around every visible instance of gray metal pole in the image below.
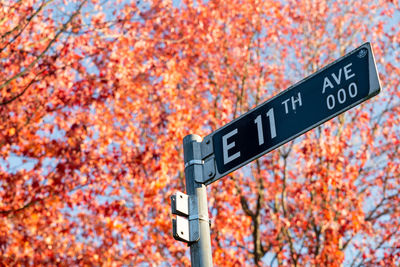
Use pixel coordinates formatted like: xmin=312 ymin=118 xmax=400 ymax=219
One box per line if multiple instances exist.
xmin=183 ymin=134 xmax=213 ymax=267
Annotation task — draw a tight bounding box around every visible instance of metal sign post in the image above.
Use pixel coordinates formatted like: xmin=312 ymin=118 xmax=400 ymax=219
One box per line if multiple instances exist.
xmin=171 ymin=135 xmax=213 ymax=267
xmin=171 ymin=43 xmax=381 ymax=266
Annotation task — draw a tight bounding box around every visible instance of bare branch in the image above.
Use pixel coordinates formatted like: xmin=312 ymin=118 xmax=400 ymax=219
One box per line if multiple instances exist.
xmin=0 ymin=68 xmax=46 ymax=105
xmin=0 ymin=0 xmax=87 ymax=93
xmin=0 ymin=0 xmax=55 ymax=53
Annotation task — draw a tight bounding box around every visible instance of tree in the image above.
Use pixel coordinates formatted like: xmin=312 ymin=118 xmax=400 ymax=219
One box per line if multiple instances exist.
xmin=0 ymin=0 xmax=399 ymax=265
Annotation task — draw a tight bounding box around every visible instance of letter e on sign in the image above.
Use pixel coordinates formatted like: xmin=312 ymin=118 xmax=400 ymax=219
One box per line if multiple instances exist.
xmin=222 ymin=129 xmax=240 ymax=165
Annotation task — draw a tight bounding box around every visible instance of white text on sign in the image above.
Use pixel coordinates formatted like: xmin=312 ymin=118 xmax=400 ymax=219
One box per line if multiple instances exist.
xmin=281 ymin=92 xmax=303 ymax=114
xmin=321 ymin=62 xmax=357 ymax=110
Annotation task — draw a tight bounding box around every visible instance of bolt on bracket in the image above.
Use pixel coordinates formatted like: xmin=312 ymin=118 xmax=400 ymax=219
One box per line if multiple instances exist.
xmin=200 ymin=156 xmax=216 ymax=184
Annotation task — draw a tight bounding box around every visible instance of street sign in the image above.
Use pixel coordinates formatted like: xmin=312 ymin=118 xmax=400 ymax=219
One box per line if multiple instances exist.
xmin=202 ymin=42 xmax=381 ymax=185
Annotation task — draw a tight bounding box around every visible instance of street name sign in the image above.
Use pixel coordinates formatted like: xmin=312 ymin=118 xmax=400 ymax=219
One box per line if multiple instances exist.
xmin=201 ymin=42 xmax=381 ymax=185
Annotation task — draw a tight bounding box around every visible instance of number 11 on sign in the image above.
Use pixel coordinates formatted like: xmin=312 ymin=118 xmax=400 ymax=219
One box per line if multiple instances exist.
xmin=254 ymin=108 xmax=277 ymax=146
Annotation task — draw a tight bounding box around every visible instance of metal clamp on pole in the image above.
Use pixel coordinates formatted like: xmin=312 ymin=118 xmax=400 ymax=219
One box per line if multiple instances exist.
xmin=184 ymin=158 xmax=217 ymax=185
xmin=184 ymin=159 xmax=203 ymax=168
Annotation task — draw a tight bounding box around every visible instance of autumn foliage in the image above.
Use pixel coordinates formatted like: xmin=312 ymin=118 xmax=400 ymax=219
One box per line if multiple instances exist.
xmin=1 ymin=0 xmax=400 ymax=266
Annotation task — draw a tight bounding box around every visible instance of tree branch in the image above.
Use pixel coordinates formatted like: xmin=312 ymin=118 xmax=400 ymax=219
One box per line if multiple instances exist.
xmin=0 ymin=0 xmax=87 ymax=93
xmin=0 ymin=0 xmax=54 ymax=53
xmin=0 ymin=68 xmax=46 ymax=105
